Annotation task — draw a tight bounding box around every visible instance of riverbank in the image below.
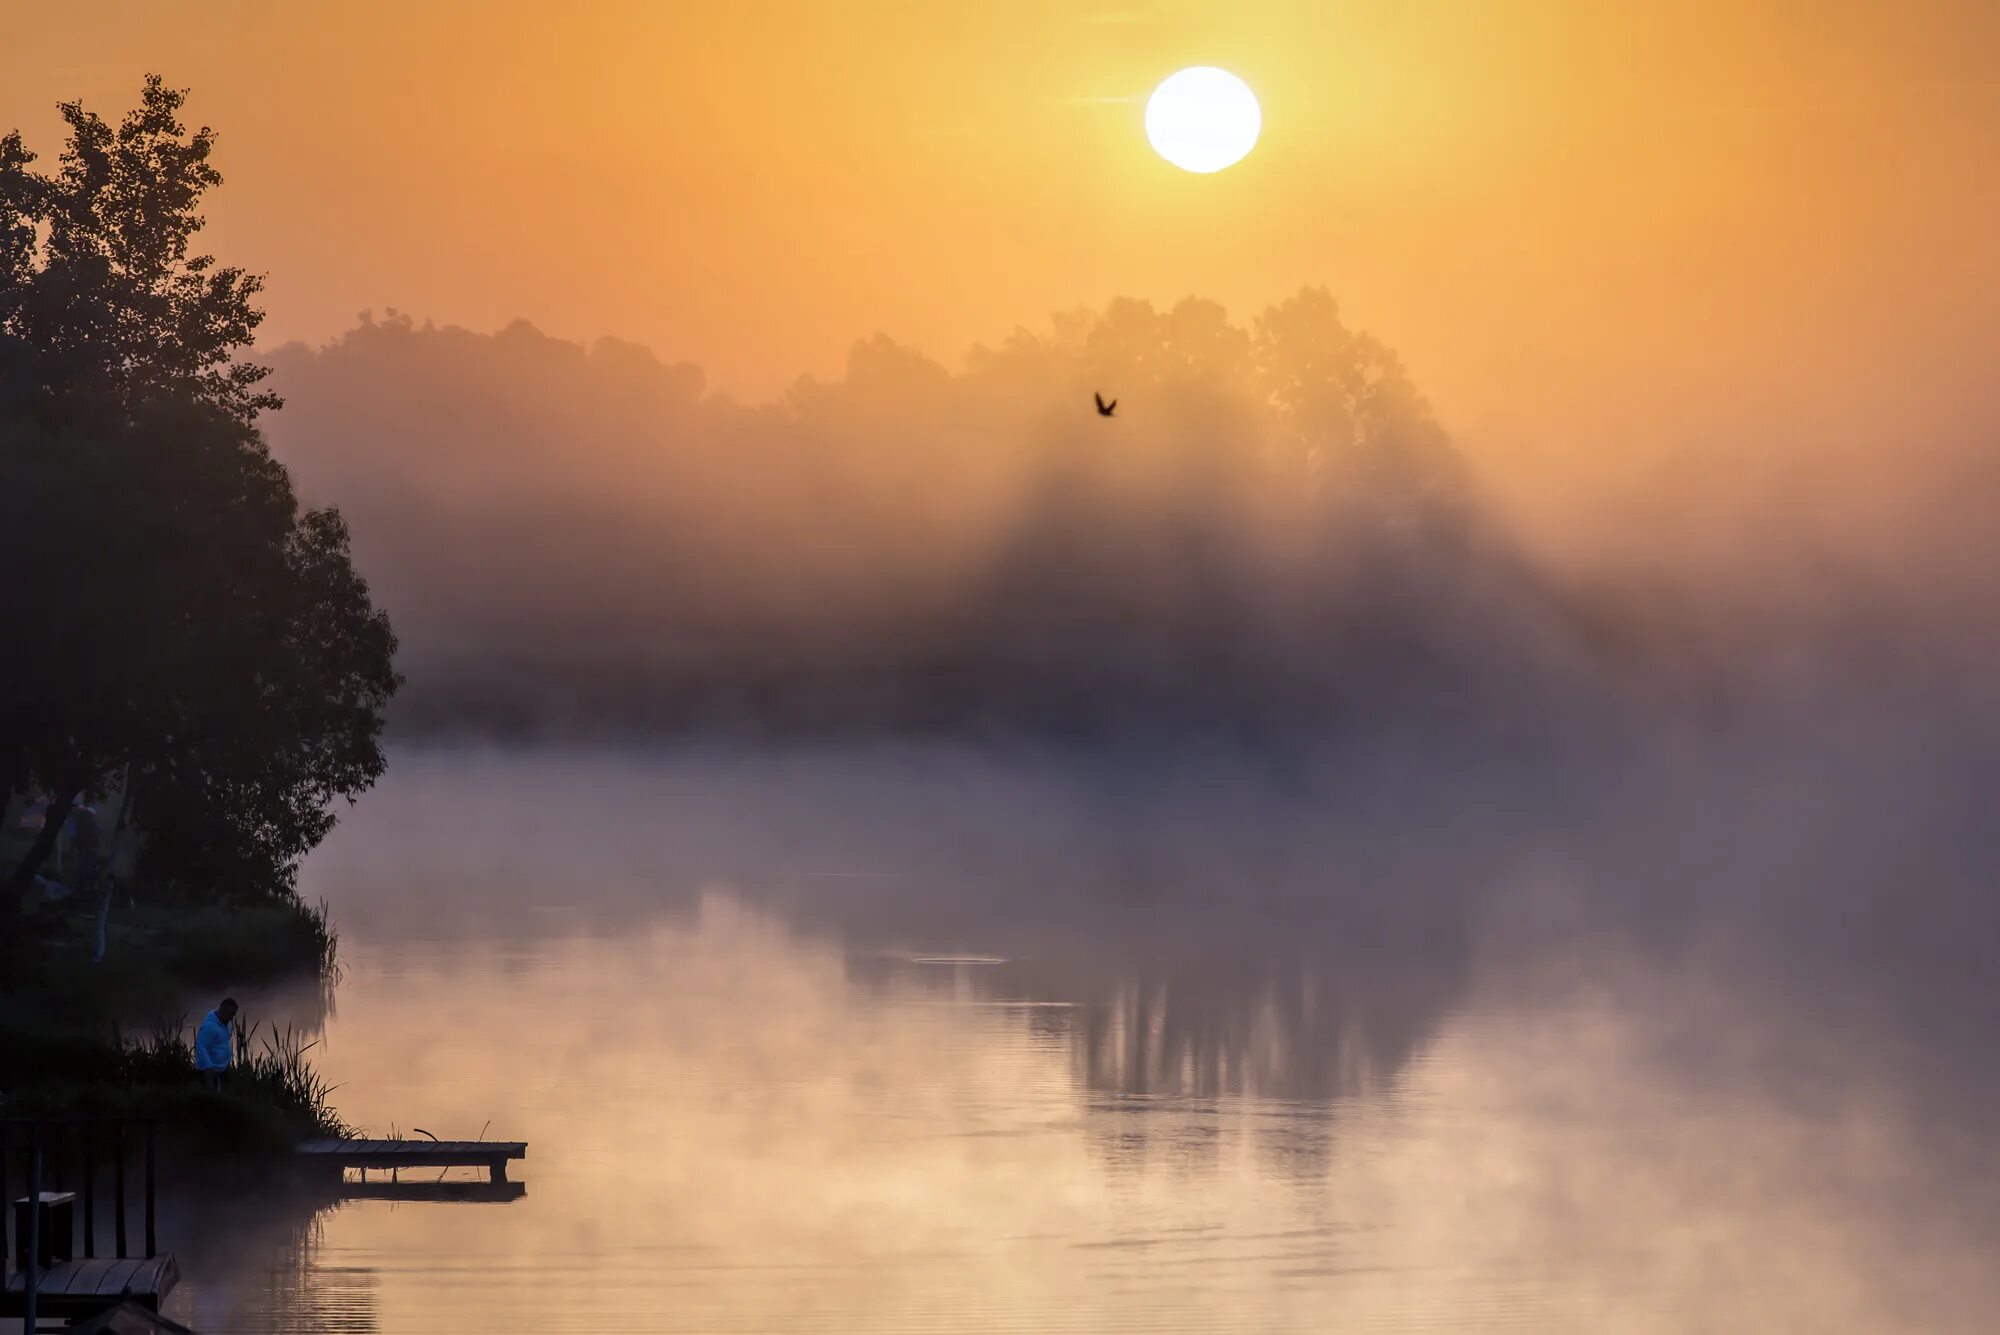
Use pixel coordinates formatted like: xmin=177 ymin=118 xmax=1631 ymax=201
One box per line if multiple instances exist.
xmin=0 ymin=892 xmax=348 ymax=1155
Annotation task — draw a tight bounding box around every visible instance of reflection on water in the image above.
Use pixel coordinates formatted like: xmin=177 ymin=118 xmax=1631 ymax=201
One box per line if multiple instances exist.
xmin=137 ymin=750 xmax=2000 ymax=1333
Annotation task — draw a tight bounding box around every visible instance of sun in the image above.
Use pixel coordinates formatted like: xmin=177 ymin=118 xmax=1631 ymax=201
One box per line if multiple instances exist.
xmin=1145 ymin=67 xmax=1261 ymax=174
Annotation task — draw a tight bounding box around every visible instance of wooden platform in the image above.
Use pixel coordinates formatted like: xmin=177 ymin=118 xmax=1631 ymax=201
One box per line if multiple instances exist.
xmin=0 ymin=1255 xmax=180 ymax=1319
xmin=297 ymin=1138 xmax=528 ymax=1181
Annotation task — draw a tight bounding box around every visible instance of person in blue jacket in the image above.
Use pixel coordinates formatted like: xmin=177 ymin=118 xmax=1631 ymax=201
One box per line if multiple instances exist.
xmin=195 ymin=997 xmax=239 ymax=1091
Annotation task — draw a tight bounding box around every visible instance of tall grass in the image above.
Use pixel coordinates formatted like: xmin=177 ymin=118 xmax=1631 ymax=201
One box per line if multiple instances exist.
xmin=305 ymin=898 xmax=341 ymax=980
xmin=127 ymin=1014 xmax=351 ymax=1140
xmin=234 ymin=1019 xmax=351 ymax=1140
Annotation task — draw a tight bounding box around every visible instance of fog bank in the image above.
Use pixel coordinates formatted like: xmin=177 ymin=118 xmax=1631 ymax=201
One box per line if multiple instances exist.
xmin=263 ymin=292 xmax=1999 ymax=743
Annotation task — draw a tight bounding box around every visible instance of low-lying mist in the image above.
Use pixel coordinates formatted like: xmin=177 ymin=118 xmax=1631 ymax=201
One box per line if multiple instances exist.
xmin=270 ymin=287 xmax=2000 ymax=1123
xmin=305 ymin=721 xmax=2000 ymax=1145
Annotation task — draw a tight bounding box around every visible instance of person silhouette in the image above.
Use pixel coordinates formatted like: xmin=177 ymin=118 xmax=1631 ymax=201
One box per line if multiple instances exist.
xmin=196 ymin=997 xmax=239 ymax=1092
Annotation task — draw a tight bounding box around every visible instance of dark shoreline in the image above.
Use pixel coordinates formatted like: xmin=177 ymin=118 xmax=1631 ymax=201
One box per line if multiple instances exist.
xmin=0 ymin=894 xmax=347 ymax=1156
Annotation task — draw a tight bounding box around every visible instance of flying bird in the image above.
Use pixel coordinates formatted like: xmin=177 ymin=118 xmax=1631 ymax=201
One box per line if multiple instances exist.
xmin=1094 ymin=392 xmax=1117 ymax=417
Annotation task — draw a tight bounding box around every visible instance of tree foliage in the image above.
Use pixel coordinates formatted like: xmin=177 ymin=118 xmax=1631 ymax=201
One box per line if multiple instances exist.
xmin=262 ymin=292 xmax=1561 ymax=740
xmin=1 ymin=77 xmax=398 ymax=906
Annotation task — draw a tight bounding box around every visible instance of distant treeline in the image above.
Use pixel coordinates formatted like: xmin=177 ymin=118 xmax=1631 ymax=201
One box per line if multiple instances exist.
xmin=259 ymin=294 xmax=1562 ymax=738
xmin=260 ymin=293 xmax=1897 ymax=741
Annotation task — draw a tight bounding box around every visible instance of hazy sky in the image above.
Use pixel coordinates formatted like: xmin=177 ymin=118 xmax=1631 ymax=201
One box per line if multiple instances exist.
xmin=8 ymin=1 xmax=1999 ymax=541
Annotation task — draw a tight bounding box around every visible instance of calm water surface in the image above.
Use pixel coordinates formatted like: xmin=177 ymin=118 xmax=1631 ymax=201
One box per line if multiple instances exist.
xmin=138 ymin=749 xmax=2000 ymax=1333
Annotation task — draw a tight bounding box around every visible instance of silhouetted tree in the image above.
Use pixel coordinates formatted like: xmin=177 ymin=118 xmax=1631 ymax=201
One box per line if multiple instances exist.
xmin=0 ymin=77 xmax=398 ymax=913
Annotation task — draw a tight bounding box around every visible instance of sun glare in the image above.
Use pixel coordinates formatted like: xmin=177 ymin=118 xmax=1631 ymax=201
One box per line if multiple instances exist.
xmin=1145 ymin=67 xmax=1261 ymax=174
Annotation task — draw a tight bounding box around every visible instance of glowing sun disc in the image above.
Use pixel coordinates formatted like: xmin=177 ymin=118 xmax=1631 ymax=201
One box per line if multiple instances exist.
xmin=1145 ymin=67 xmax=1261 ymax=173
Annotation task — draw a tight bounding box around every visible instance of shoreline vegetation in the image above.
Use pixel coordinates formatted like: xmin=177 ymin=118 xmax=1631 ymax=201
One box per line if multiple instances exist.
xmin=0 ymin=851 xmax=351 ymax=1153
xmin=3 ymin=765 xmax=352 ymax=1159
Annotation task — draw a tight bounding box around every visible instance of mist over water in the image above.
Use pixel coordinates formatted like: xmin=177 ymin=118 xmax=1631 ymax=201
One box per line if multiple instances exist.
xmin=9 ymin=0 xmax=2000 ymax=1320
xmin=152 ymin=734 xmax=2000 ymax=1334
xmin=164 ymin=292 xmax=2000 ymax=1331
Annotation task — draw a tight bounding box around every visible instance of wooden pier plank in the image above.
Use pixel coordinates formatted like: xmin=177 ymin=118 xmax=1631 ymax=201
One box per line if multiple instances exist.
xmin=1 ymin=1255 xmax=179 ymax=1315
xmin=297 ymin=1138 xmax=525 ymax=1153
xmin=89 ymin=1258 xmax=145 ymax=1295
xmin=70 ymin=1258 xmax=117 ymax=1296
xmin=34 ymin=1263 xmax=79 ymax=1296
xmin=295 ymin=1138 xmax=527 ymax=1171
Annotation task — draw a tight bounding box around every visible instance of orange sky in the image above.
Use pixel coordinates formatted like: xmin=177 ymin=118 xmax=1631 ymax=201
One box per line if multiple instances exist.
xmin=8 ymin=1 xmax=2000 ymax=545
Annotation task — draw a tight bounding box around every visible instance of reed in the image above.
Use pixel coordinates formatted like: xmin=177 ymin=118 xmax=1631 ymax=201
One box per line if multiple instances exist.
xmin=101 ymin=1013 xmax=353 ymax=1145
xmin=302 ymin=898 xmax=342 ymax=981
xmin=234 ymin=1019 xmax=352 ymax=1140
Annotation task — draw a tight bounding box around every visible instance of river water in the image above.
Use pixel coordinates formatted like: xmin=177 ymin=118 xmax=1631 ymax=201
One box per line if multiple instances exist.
xmin=147 ymin=746 xmax=2000 ymax=1333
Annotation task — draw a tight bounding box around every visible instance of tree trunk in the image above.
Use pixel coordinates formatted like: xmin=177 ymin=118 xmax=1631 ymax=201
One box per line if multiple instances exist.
xmin=4 ymin=787 xmax=77 ymax=902
xmin=95 ymin=764 xmax=137 ymax=964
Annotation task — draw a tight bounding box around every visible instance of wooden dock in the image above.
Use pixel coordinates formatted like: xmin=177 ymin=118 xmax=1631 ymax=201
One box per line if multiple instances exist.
xmin=296 ymin=1138 xmax=528 ymax=1182
xmin=1 ymin=1257 xmax=179 ymax=1321
xmin=4 ymin=1117 xmax=178 ymax=1329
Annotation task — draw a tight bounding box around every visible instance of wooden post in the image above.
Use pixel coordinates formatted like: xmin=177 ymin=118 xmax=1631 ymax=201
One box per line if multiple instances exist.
xmin=24 ymin=1128 xmax=42 ymax=1335
xmin=143 ymin=1121 xmax=157 ymax=1258
xmin=114 ymin=1122 xmax=128 ymax=1259
xmin=81 ymin=1120 xmax=95 ymax=1258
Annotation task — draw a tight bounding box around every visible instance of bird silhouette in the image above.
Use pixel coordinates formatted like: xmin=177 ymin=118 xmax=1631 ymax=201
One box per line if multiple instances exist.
xmin=1094 ymin=392 xmax=1117 ymax=417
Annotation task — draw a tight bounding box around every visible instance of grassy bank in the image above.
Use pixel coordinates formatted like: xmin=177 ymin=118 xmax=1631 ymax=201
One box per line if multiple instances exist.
xmin=2 ymin=1019 xmax=350 ymax=1153
xmin=0 ymin=890 xmax=348 ymax=1155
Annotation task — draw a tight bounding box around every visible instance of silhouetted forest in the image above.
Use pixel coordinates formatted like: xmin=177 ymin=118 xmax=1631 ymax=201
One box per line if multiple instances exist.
xmin=262 ymin=291 xmax=2000 ymax=741
xmin=263 ymin=293 xmax=1598 ymax=740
